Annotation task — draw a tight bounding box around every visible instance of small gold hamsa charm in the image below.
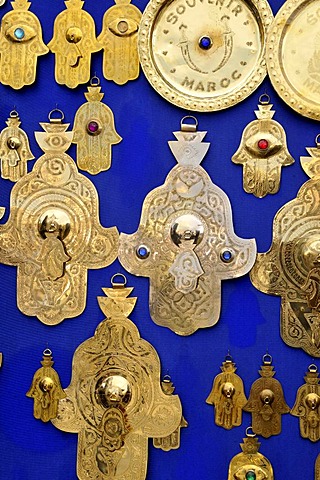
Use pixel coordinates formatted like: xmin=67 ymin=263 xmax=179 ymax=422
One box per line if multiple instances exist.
xmin=0 ymin=0 xmax=48 ymax=89
xmin=97 ymin=0 xmax=142 ymax=85
xmin=72 ymin=77 xmax=122 ymax=174
xmin=228 ymin=427 xmax=274 ymax=480
xmin=48 ymin=0 xmax=101 ymax=88
xmin=153 ymin=375 xmax=188 ymax=450
xmin=243 ymin=354 xmax=290 ymax=438
xmin=26 ymin=349 xmax=66 ymax=422
xmin=250 ymin=135 xmax=320 ymax=356
xmin=52 ymin=274 xmax=183 ymax=480
xmin=119 ymin=116 xmax=256 ymax=335
xmin=291 ymin=364 xmax=320 ymax=442
xmin=0 ymin=109 xmax=118 ymax=325
xmin=206 ymin=354 xmax=247 ymax=430
xmin=0 ymin=109 xmax=34 ymax=181
xmin=232 ymin=95 xmax=294 ymax=198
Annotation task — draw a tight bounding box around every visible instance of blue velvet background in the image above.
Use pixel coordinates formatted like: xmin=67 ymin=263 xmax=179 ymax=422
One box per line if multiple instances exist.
xmin=0 ymin=0 xmax=318 ymax=478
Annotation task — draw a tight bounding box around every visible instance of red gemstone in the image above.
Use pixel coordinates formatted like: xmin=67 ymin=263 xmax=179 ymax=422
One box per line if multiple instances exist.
xmin=87 ymin=121 xmax=99 ymax=133
xmin=258 ymin=139 xmax=269 ymax=150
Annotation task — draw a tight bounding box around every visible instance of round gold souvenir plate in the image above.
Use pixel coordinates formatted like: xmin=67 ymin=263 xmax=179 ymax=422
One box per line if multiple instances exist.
xmin=267 ymin=0 xmax=320 ymax=120
xmin=139 ymin=0 xmax=273 ymax=112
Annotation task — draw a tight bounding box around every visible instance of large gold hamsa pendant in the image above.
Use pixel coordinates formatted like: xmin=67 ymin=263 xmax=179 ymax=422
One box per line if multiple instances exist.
xmin=48 ymin=0 xmax=101 ymax=88
xmin=0 ymin=110 xmax=118 ymax=325
xmin=250 ymin=136 xmax=320 ymax=356
xmin=98 ymin=0 xmax=142 ymax=85
xmin=119 ymin=117 xmax=256 ymax=335
xmin=51 ymin=274 xmax=183 ymax=480
xmin=0 ymin=0 xmax=48 ymax=89
xmin=228 ymin=428 xmax=274 ymax=480
xmin=72 ymin=78 xmax=122 ymax=174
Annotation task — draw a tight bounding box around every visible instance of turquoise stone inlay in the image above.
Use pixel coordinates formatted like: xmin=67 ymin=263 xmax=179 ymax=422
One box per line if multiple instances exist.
xmin=14 ymin=27 xmax=25 ymax=40
xmin=246 ymin=470 xmax=256 ymax=480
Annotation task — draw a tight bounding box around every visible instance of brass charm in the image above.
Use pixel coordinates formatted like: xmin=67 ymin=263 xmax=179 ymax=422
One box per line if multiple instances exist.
xmin=119 ymin=116 xmax=256 ymax=335
xmin=0 ymin=0 xmax=48 ymax=89
xmin=244 ymin=354 xmax=290 ymax=438
xmin=266 ymin=0 xmax=320 ymax=120
xmin=72 ymin=77 xmax=122 ymax=174
xmin=0 ymin=109 xmax=118 ymax=325
xmin=232 ymin=95 xmax=294 ymax=198
xmin=98 ymin=0 xmax=142 ymax=85
xmin=250 ymin=135 xmax=320 ymax=356
xmin=153 ymin=375 xmax=188 ymax=450
xmin=291 ymin=364 xmax=320 ymax=442
xmin=228 ymin=427 xmax=274 ymax=480
xmin=139 ymin=0 xmax=273 ymax=111
xmin=26 ymin=349 xmax=66 ymax=422
xmin=52 ymin=274 xmax=183 ymax=480
xmin=316 ymin=454 xmax=320 ymax=480
xmin=0 ymin=109 xmax=34 ymax=181
xmin=48 ymin=0 xmax=101 ymax=88
xmin=206 ymin=354 xmax=247 ymax=430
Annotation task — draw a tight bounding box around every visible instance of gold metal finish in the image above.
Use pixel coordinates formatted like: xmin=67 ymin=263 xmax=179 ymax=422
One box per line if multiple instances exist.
xmin=119 ymin=117 xmax=256 ymax=335
xmin=206 ymin=354 xmax=247 ymax=430
xmin=291 ymin=364 xmax=320 ymax=442
xmin=266 ymin=0 xmax=320 ymax=120
xmin=153 ymin=375 xmax=188 ymax=450
xmin=316 ymin=454 xmax=320 ymax=480
xmin=0 ymin=110 xmax=34 ymax=181
xmin=26 ymin=349 xmax=66 ymax=422
xmin=48 ymin=0 xmax=101 ymax=88
xmin=232 ymin=95 xmax=294 ymax=197
xmin=0 ymin=111 xmax=118 ymax=325
xmin=52 ymin=275 xmax=183 ymax=480
xmin=72 ymin=78 xmax=122 ymax=174
xmin=250 ymin=136 xmax=320 ymax=356
xmin=228 ymin=428 xmax=274 ymax=480
xmin=0 ymin=0 xmax=48 ymax=89
xmin=98 ymin=0 xmax=142 ymax=85
xmin=244 ymin=354 xmax=290 ymax=438
xmin=139 ymin=0 xmax=273 ymax=111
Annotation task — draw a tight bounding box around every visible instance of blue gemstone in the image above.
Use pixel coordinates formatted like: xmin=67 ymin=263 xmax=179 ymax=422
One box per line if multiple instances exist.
xmin=136 ymin=245 xmax=150 ymax=259
xmin=199 ymin=36 xmax=212 ymax=50
xmin=221 ymin=250 xmax=233 ymax=262
xmin=14 ymin=28 xmax=25 ymax=40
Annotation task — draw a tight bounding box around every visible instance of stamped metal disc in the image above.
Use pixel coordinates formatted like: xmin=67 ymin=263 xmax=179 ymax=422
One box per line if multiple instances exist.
xmin=267 ymin=0 xmax=320 ymax=120
xmin=139 ymin=0 xmax=273 ymax=111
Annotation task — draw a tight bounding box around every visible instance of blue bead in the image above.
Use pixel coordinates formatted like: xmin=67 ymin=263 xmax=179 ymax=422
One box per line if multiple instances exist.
xmin=199 ymin=36 xmax=212 ymax=50
xmin=221 ymin=250 xmax=233 ymax=262
xmin=14 ymin=28 xmax=25 ymax=40
xmin=136 ymin=245 xmax=150 ymax=259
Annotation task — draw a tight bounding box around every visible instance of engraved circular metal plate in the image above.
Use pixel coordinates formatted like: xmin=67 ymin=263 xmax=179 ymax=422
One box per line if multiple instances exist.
xmin=267 ymin=0 xmax=320 ymax=120
xmin=139 ymin=0 xmax=273 ymax=111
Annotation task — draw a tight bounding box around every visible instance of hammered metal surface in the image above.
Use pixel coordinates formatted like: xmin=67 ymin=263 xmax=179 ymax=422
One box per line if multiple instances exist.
xmin=0 ymin=118 xmax=118 ymax=325
xmin=73 ymin=82 xmax=122 ymax=174
xmin=48 ymin=0 xmax=101 ymax=88
xmin=206 ymin=357 xmax=247 ymax=430
xmin=228 ymin=435 xmax=274 ymax=480
xmin=266 ymin=0 xmax=320 ymax=120
xmin=139 ymin=0 xmax=273 ymax=111
xmin=250 ymin=139 xmax=320 ymax=356
xmin=119 ymin=120 xmax=256 ymax=335
xmin=98 ymin=0 xmax=142 ymax=85
xmin=52 ymin=280 xmax=183 ymax=480
xmin=0 ymin=0 xmax=48 ymax=89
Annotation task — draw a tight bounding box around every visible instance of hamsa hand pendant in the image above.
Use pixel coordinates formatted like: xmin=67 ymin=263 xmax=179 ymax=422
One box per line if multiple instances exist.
xmin=0 ymin=0 xmax=48 ymax=89
xmin=0 ymin=109 xmax=34 ymax=181
xmin=0 ymin=110 xmax=118 ymax=325
xmin=291 ymin=364 xmax=320 ymax=442
xmin=119 ymin=117 xmax=256 ymax=335
xmin=48 ymin=0 xmax=101 ymax=88
xmin=72 ymin=77 xmax=122 ymax=174
xmin=250 ymin=135 xmax=320 ymax=356
xmin=98 ymin=0 xmax=142 ymax=85
xmin=243 ymin=354 xmax=290 ymax=438
xmin=51 ymin=275 xmax=183 ymax=480
xmin=232 ymin=95 xmax=294 ymax=198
